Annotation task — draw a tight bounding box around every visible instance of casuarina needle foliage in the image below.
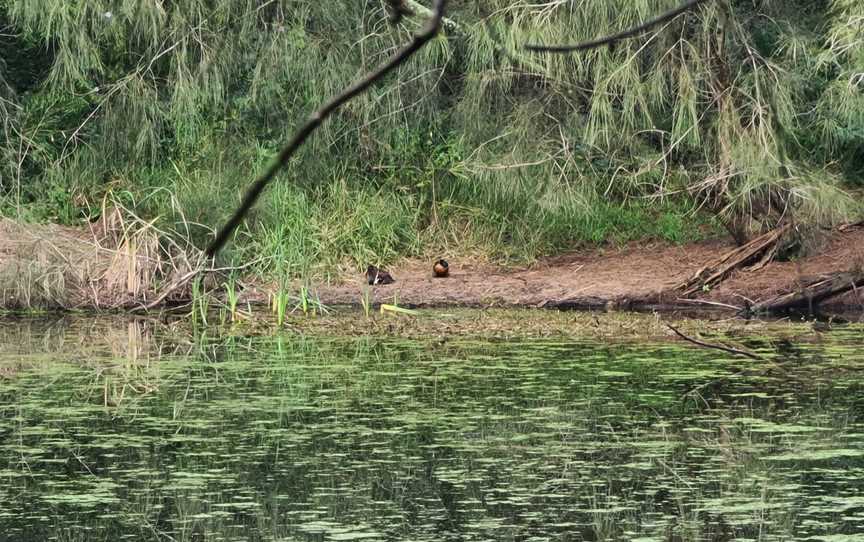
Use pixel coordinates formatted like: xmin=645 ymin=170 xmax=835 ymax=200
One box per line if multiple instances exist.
xmin=0 ymin=0 xmax=861 ymax=278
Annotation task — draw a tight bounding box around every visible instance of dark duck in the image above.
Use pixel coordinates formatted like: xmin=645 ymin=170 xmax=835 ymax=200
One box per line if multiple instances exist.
xmin=366 ymin=265 xmax=395 ymax=285
xmin=433 ymin=259 xmax=449 ymax=278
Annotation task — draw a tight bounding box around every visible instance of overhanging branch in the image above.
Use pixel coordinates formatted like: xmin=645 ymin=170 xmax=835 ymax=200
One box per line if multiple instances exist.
xmin=525 ymin=0 xmax=711 ymax=53
xmin=206 ymin=0 xmax=449 ymax=259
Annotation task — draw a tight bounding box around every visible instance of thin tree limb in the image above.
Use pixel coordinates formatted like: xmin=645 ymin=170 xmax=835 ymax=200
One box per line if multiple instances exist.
xmin=666 ymin=322 xmax=764 ymax=360
xmin=206 ymin=0 xmax=448 ymax=259
xmin=674 ymin=298 xmax=743 ymax=312
xmin=525 ymin=0 xmax=711 ymax=53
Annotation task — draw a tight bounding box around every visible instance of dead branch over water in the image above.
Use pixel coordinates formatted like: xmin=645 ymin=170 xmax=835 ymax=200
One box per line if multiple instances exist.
xmin=206 ymin=0 xmax=716 ymax=262
xmin=206 ymin=0 xmax=449 ymax=260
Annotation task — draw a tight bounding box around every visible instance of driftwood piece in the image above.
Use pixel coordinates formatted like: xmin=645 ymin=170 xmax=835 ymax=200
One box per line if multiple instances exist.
xmin=678 ymin=223 xmax=792 ymax=298
xmin=751 ymin=270 xmax=864 ymax=313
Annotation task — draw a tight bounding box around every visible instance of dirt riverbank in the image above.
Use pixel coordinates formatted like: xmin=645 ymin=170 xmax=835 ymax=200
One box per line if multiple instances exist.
xmin=1 ymin=216 xmax=862 ymax=315
xmin=255 ymin=224 xmax=864 ymax=315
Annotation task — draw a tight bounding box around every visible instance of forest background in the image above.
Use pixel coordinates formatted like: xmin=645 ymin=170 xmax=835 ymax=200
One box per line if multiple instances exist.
xmin=0 ymin=0 xmax=862 ymax=280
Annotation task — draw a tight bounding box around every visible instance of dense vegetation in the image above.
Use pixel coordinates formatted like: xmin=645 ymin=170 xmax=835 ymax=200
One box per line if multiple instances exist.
xmin=0 ymin=0 xmax=862 ymax=276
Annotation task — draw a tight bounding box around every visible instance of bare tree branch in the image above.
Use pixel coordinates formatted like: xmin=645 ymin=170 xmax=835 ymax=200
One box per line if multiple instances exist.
xmin=525 ymin=0 xmax=711 ymax=53
xmin=206 ymin=0 xmax=449 ymax=259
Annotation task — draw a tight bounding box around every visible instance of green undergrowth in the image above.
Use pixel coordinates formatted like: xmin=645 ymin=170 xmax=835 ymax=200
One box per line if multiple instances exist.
xmin=4 ymin=162 xmax=721 ymax=279
xmin=207 ymin=180 xmax=720 ymax=277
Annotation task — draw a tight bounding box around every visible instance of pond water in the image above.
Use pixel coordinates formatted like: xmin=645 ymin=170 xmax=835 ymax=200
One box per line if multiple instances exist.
xmin=0 ymin=313 xmax=863 ymax=541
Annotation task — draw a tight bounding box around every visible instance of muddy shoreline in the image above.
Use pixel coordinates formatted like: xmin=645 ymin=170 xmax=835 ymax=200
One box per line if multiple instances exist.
xmin=247 ymin=225 xmax=864 ymax=317
xmin=2 ymin=217 xmax=862 ymax=316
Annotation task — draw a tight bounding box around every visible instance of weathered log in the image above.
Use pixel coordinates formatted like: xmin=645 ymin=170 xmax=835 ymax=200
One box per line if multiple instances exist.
xmin=751 ymin=270 xmax=864 ymax=313
xmin=839 ymin=221 xmax=864 ymax=232
xmin=678 ymin=223 xmax=792 ymax=297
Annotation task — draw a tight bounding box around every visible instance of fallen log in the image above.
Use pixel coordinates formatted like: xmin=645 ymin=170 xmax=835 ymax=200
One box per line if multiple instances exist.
xmin=750 ymin=270 xmax=864 ymax=313
xmin=678 ymin=223 xmax=792 ymax=298
xmin=839 ymin=221 xmax=864 ymax=232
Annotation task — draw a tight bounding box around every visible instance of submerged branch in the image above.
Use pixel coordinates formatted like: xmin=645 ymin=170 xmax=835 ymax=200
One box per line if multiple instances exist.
xmin=525 ymin=0 xmax=711 ymax=53
xmin=206 ymin=0 xmax=449 ymax=259
xmin=666 ymin=322 xmax=764 ymax=360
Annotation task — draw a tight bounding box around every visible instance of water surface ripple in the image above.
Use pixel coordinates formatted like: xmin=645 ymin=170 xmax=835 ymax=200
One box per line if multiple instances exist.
xmin=1 ymin=316 xmax=863 ymax=541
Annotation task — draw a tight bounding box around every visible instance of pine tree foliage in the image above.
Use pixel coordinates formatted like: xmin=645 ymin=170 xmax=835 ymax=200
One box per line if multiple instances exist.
xmin=0 ymin=0 xmax=861 ymax=271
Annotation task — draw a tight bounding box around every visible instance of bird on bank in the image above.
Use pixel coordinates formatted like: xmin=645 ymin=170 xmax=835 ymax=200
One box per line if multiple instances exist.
xmin=433 ymin=259 xmax=449 ymax=278
xmin=366 ymin=265 xmax=395 ymax=285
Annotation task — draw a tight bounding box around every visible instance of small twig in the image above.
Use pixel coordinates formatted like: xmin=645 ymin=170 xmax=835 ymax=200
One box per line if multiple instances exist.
xmin=665 ymin=322 xmax=764 ymax=360
xmin=137 ymin=268 xmax=204 ymax=311
xmin=525 ymin=0 xmax=711 ymax=53
xmin=206 ymin=0 xmax=449 ymax=259
xmin=132 ymin=257 xmax=266 ymax=312
xmin=71 ymin=448 xmax=96 ymax=476
xmin=731 ymin=292 xmax=756 ymax=306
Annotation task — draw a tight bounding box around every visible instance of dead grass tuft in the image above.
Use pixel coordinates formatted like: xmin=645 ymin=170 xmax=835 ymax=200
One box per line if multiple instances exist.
xmin=0 ymin=205 xmax=202 ymax=310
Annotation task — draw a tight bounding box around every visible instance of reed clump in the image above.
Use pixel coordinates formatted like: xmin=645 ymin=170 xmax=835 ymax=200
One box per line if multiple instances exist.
xmin=0 ymin=205 xmax=199 ymax=310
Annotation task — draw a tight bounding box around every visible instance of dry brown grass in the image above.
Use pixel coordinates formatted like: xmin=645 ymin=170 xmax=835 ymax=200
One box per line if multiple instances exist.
xmin=0 ymin=206 xmax=202 ymax=310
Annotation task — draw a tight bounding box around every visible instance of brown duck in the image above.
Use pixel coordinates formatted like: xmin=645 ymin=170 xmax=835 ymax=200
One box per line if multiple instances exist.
xmin=366 ymin=265 xmax=395 ymax=285
xmin=433 ymin=259 xmax=449 ymax=278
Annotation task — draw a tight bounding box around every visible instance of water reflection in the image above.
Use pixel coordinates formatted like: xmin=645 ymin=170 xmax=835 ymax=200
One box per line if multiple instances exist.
xmin=0 ymin=315 xmax=863 ymax=541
